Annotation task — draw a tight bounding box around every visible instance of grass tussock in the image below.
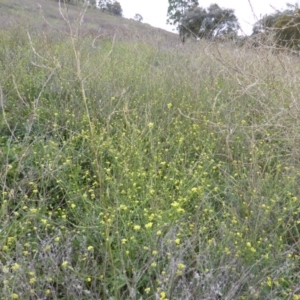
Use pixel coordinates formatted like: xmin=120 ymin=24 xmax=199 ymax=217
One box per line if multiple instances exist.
xmin=1 ymin=4 xmax=300 ymax=300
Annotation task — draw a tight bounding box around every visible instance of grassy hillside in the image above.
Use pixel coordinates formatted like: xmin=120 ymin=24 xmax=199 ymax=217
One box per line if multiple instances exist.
xmin=1 ymin=1 xmax=300 ymax=299
xmin=0 ymin=0 xmax=178 ymax=46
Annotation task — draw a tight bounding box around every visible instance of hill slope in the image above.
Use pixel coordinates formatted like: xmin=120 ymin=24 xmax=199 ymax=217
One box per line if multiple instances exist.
xmin=0 ymin=0 xmax=178 ymax=46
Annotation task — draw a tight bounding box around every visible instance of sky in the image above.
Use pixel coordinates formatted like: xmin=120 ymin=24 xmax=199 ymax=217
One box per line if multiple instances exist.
xmin=118 ymin=0 xmax=299 ymax=35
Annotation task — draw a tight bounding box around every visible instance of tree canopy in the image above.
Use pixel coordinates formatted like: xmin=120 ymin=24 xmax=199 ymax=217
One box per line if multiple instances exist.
xmin=106 ymin=1 xmax=122 ymax=16
xmin=179 ymin=4 xmax=239 ymax=42
xmin=252 ymin=3 xmax=300 ymax=51
xmin=97 ymin=0 xmax=122 ymax=16
xmin=167 ymin=0 xmax=199 ymax=26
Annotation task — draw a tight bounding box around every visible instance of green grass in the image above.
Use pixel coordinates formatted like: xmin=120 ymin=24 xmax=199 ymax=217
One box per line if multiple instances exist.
xmin=1 ymin=2 xmax=300 ymax=299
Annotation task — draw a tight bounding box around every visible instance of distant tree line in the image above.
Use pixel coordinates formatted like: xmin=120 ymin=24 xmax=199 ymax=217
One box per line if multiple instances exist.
xmin=167 ymin=0 xmax=300 ymax=53
xmin=54 ymin=0 xmax=83 ymax=4
xmin=251 ymin=3 xmax=300 ymax=51
xmin=167 ymin=0 xmax=239 ymax=43
xmin=96 ymin=0 xmax=122 ymax=16
xmin=54 ymin=0 xmax=123 ymax=17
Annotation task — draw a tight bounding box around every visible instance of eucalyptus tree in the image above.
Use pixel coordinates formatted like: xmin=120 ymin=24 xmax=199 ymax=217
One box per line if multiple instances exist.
xmin=167 ymin=0 xmax=199 ymax=26
xmin=252 ymin=3 xmax=300 ymax=51
xmin=179 ymin=4 xmax=239 ymax=43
